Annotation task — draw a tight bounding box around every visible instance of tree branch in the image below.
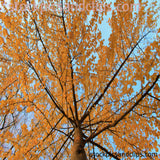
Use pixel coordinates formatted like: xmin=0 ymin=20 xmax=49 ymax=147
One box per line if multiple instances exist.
xmin=27 ymin=61 xmax=74 ymax=125
xmin=61 ymin=0 xmax=67 ymax=35
xmin=86 ymin=74 xmax=159 ymax=141
xmin=70 ymin=63 xmax=79 ymax=123
xmin=80 ymin=31 xmax=151 ymax=123
xmin=89 ymin=141 xmax=120 ymax=160
xmin=52 ymin=131 xmax=73 ymax=160
xmin=147 ymin=93 xmax=160 ymax=102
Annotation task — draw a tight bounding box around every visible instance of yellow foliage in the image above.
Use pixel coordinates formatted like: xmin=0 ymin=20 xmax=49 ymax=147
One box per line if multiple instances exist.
xmin=0 ymin=37 xmax=4 ymax=44
xmin=0 ymin=0 xmax=159 ymax=159
xmin=3 ymin=28 xmax=8 ymax=37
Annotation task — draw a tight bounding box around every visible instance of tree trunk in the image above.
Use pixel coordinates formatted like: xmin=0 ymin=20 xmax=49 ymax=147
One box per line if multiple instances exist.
xmin=71 ymin=127 xmax=88 ymax=160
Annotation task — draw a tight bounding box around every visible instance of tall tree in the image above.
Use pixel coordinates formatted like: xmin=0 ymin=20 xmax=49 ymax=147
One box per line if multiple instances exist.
xmin=0 ymin=0 xmax=160 ymax=159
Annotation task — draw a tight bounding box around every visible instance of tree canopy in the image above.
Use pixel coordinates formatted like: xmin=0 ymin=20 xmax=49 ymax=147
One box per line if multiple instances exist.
xmin=0 ymin=0 xmax=160 ymax=159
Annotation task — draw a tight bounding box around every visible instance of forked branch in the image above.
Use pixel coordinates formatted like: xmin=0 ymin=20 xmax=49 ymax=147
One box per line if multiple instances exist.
xmin=80 ymin=31 xmax=151 ymax=123
xmin=86 ymin=74 xmax=159 ymax=141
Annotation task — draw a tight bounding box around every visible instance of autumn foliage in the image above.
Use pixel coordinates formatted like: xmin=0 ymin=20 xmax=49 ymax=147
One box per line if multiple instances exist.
xmin=0 ymin=0 xmax=160 ymax=159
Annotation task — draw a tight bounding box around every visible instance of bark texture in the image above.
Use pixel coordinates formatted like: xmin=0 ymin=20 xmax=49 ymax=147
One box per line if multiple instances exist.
xmin=71 ymin=127 xmax=88 ymax=160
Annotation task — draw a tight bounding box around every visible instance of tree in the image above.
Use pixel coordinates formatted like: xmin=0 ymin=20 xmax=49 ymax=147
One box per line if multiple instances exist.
xmin=0 ymin=0 xmax=160 ymax=159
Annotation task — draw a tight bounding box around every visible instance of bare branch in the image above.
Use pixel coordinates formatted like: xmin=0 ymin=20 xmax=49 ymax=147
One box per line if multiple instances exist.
xmin=61 ymin=0 xmax=67 ymax=35
xmin=89 ymin=141 xmax=120 ymax=160
xmin=147 ymin=93 xmax=160 ymax=102
xmin=52 ymin=131 xmax=73 ymax=160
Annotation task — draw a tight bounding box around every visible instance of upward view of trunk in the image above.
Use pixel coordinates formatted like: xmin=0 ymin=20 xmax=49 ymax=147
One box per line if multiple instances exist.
xmin=0 ymin=1 xmax=160 ymax=160
xmin=71 ymin=127 xmax=88 ymax=160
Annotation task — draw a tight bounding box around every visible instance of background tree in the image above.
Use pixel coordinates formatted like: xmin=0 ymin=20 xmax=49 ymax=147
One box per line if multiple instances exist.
xmin=0 ymin=0 xmax=160 ymax=159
